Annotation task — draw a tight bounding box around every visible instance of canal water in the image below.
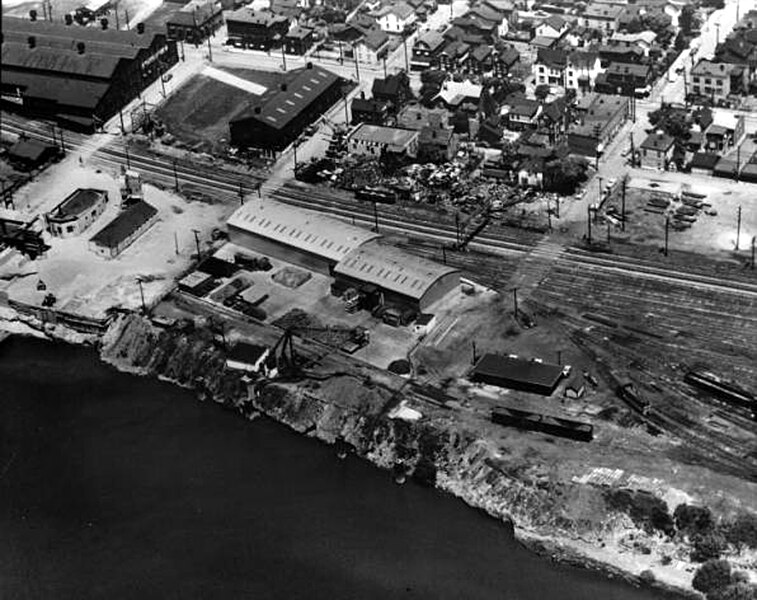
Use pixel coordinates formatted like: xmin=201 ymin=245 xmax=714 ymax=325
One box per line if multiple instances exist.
xmin=0 ymin=337 xmax=672 ymax=599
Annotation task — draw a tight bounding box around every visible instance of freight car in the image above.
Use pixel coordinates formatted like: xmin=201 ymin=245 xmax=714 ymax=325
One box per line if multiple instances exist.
xmin=491 ymin=407 xmax=594 ymax=442
xmin=685 ymin=370 xmax=756 ymax=420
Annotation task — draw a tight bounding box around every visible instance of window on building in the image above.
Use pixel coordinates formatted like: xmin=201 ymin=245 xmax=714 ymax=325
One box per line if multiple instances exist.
xmin=67 ymin=225 xmax=74 ymax=233
xmin=705 ymin=78 xmax=711 ymax=85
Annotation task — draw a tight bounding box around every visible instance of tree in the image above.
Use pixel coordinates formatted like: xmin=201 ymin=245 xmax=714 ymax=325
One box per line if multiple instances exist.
xmin=544 ymin=156 xmax=589 ymax=194
xmin=691 ymin=532 xmax=728 ymax=562
xmin=724 ymin=512 xmax=757 ymax=550
xmin=674 ymin=31 xmax=688 ymax=51
xmin=679 ymin=5 xmax=699 ymax=36
xmin=674 ymin=504 xmax=714 ymax=537
xmin=535 ymin=84 xmax=551 ymax=102
xmin=625 ymin=18 xmax=643 ymax=34
xmin=708 ymin=582 xmax=757 ymax=600
xmin=692 ymin=560 xmax=732 ymax=594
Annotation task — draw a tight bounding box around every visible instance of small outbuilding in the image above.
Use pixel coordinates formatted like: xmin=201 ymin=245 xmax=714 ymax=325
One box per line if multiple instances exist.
xmin=89 ymin=200 xmax=158 ymax=258
xmin=471 ymin=353 xmax=565 ymax=395
xmin=564 ymin=374 xmax=585 ymax=399
xmin=46 ymin=188 xmax=108 ymax=238
xmin=226 ymin=342 xmax=271 ymax=374
xmin=7 ymin=139 xmax=59 ymax=171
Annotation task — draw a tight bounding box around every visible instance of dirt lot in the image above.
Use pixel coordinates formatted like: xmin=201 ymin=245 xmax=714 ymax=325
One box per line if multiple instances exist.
xmin=155 ymin=68 xmax=285 ymax=153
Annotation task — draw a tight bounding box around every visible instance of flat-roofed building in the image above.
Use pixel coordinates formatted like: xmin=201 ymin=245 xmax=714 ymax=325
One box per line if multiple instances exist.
xmin=471 ymin=353 xmax=565 ymax=395
xmin=46 ymin=188 xmax=108 ymax=238
xmin=226 ymin=198 xmax=381 ymax=275
xmin=166 ymin=1 xmax=224 ymax=44
xmin=334 ymin=239 xmax=460 ymax=311
xmin=691 ymin=59 xmax=737 ymax=100
xmin=346 ymin=123 xmax=419 ymax=157
xmin=225 ymin=8 xmax=290 ymax=49
xmin=568 ymin=92 xmax=629 ymax=157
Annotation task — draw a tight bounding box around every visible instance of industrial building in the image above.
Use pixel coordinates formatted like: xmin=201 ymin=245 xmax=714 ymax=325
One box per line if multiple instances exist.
xmin=334 ymin=240 xmax=459 ymax=311
xmin=46 ymin=188 xmax=108 ymax=238
xmin=1 ymin=16 xmax=178 ymax=131
xmin=471 ymin=354 xmax=566 ymax=395
xmin=346 ymin=124 xmax=420 ymax=158
xmin=89 ymin=200 xmax=158 ymax=258
xmin=228 ymin=64 xmax=343 ymax=156
xmin=227 ymin=199 xmax=381 ymax=275
xmin=226 ymin=199 xmax=460 ymax=311
xmin=166 ymin=1 xmax=225 ymax=44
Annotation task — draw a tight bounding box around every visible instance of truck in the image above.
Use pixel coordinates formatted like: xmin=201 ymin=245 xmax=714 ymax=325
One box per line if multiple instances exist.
xmin=340 ymin=327 xmax=370 ymax=354
xmin=382 ymin=306 xmax=417 ymax=327
xmin=120 ymin=170 xmax=144 ymax=206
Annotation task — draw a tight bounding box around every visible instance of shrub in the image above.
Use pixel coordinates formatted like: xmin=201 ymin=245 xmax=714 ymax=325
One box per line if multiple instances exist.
xmin=692 ymin=560 xmax=731 ymax=594
xmin=691 ymin=532 xmax=728 ymax=562
xmin=675 ymin=504 xmax=714 ymax=537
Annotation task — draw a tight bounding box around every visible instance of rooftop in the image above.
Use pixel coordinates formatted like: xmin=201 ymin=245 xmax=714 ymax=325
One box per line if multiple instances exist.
xmin=375 ymin=1 xmax=414 ymax=20
xmin=227 ymin=198 xmax=380 ymax=263
xmin=610 ymin=30 xmax=657 ymax=45
xmin=90 ymin=200 xmax=158 ymax=249
xmin=334 ymin=239 xmax=459 ymax=301
xmin=583 ymin=2 xmax=624 ymax=20
xmin=472 ymin=353 xmax=564 ymax=392
xmin=415 ymin=30 xmax=446 ymax=52
xmin=232 ymin=65 xmax=341 ymax=130
xmin=8 ymin=138 xmax=57 ymax=162
xmin=227 ymin=342 xmax=269 ymax=365
xmin=49 ymin=188 xmax=107 ymax=222
xmin=691 ymin=59 xmax=736 ymax=78
xmin=224 ymin=8 xmax=289 ymax=26
xmin=348 ymin=123 xmax=419 ymax=146
xmin=641 ymin=132 xmax=675 ymax=151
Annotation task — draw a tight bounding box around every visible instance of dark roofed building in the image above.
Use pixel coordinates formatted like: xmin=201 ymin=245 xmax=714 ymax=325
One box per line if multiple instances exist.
xmin=226 ymin=342 xmax=271 ymax=374
xmin=6 ymin=138 xmax=60 ymax=171
xmin=225 ymin=8 xmax=290 ymax=49
xmin=1 ymin=16 xmax=178 ymax=131
xmin=471 ymin=353 xmax=565 ymax=395
xmin=351 ymin=97 xmax=389 ymax=125
xmin=418 ymin=124 xmax=457 ymax=162
xmin=46 ymin=188 xmax=108 ymax=237
xmin=689 ymin=152 xmax=720 ymax=174
xmin=640 ymin=132 xmax=675 ymax=170
xmin=166 ymin=1 xmax=224 ymax=44
xmin=229 ymin=64 xmax=343 ymax=155
xmin=284 ymin=26 xmax=315 ymax=55
xmin=89 ymin=200 xmax=159 ymax=258
xmin=372 ymin=72 xmax=412 ymax=112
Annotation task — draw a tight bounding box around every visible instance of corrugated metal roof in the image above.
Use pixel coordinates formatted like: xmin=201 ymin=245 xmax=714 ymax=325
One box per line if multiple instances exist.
xmin=473 ymin=354 xmax=564 ymax=389
xmin=90 ymin=200 xmax=158 ymax=248
xmin=227 ymin=199 xmax=380 ymax=263
xmin=334 ymin=239 xmax=459 ymax=301
xmin=2 ymin=42 xmax=123 ymax=79
xmin=3 ymin=69 xmax=110 ymax=109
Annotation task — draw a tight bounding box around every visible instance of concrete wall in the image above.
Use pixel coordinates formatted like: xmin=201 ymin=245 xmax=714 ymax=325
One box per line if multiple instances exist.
xmin=228 ymin=225 xmax=333 ymax=275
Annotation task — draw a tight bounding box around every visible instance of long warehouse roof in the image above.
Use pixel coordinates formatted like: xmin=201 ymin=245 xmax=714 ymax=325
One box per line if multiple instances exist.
xmin=334 ymin=239 xmax=459 ymax=300
xmin=227 ymin=198 xmax=381 ymax=263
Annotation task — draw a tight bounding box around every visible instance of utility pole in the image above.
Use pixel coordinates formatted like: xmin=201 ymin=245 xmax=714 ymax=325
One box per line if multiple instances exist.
xmin=125 ymin=143 xmax=131 ymax=170
xmin=58 ymin=127 xmax=65 ymax=153
xmin=383 ymin=55 xmax=387 ymax=78
xmin=557 ymin=349 xmax=562 ymax=365
xmin=716 ymin=22 xmax=721 ymax=46
xmin=751 ymin=235 xmax=755 ymax=269
xmin=621 ymin=177 xmax=627 ymax=231
xmin=597 ymin=175 xmax=604 ymax=218
xmin=159 ymin=64 xmax=167 ymax=98
xmin=442 ymin=244 xmax=447 ymax=264
xmin=257 ymin=182 xmax=262 ymax=198
xmin=238 ymin=182 xmax=245 ymax=205
xmin=173 ymin=159 xmax=179 ymax=191
xmin=353 ymin=44 xmax=360 ymax=81
xmin=587 ymin=204 xmax=593 ymax=244
xmin=664 ymin=216 xmax=669 ymax=256
xmin=119 ymin=108 xmax=126 ymax=134
xmin=281 ymin=43 xmax=287 ymax=71
xmin=174 ymin=231 xmax=179 ymax=255
xmin=455 ymin=212 xmax=461 ymax=246
xmin=472 ymin=341 xmax=477 ymax=365
xmin=511 ymin=288 xmax=518 ymax=318
xmin=373 ymin=201 xmax=379 ymax=232
xmin=402 ymin=35 xmax=409 ymax=72
xmin=125 ymin=8 xmax=130 ymax=28
xmin=293 ymin=138 xmax=299 ymax=170
xmin=607 ymin=221 xmax=611 ymax=244
xmin=192 ymin=229 xmax=202 ymax=259
xmin=555 ymin=195 xmax=560 ymax=218
xmin=207 ymin=33 xmax=213 ymax=62
xmin=736 ymin=143 xmax=741 ymax=182
xmin=736 ymin=205 xmax=742 ymax=250
xmin=136 ymin=278 xmax=146 ymax=313
xmin=343 ymin=88 xmax=350 ymax=124
xmin=629 ymin=131 xmax=635 ymax=167
xmin=50 ymin=124 xmax=58 ymax=149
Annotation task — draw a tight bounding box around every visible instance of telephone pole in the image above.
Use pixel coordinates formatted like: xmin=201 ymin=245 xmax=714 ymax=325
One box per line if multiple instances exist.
xmin=735 ymin=205 xmax=742 ymax=250
xmin=664 ymin=216 xmax=669 ymax=256
xmin=192 ymin=229 xmax=202 ymax=259
xmin=621 ymin=176 xmax=627 ymax=231
xmin=136 ymin=277 xmax=146 ymax=313
xmin=587 ymin=204 xmax=593 ymax=244
xmin=511 ymin=288 xmax=519 ymax=318
xmin=173 ymin=159 xmax=179 ymax=191
xmin=373 ymin=201 xmax=379 ymax=233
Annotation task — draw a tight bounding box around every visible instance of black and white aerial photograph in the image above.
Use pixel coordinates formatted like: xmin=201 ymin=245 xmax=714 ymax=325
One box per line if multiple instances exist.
xmin=1 ymin=0 xmax=756 ymax=596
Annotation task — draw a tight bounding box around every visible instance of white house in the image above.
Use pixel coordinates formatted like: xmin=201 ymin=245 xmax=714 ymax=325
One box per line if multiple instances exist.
xmin=565 ymin=51 xmax=602 ymax=92
xmin=354 ymin=29 xmax=390 ymax=64
xmin=610 ymin=31 xmax=656 ymax=57
xmin=375 ymin=1 xmax=416 ymax=33
xmin=534 ymin=14 xmax=568 ymax=39
xmin=226 ymin=343 xmax=271 ymax=375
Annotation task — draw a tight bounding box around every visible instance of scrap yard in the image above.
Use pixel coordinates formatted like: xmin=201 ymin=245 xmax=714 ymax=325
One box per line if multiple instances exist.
xmin=2 ymin=0 xmax=757 ymax=593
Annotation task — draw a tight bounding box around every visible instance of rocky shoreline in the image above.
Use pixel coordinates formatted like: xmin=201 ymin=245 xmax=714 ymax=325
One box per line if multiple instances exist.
xmin=0 ymin=312 xmax=709 ymax=598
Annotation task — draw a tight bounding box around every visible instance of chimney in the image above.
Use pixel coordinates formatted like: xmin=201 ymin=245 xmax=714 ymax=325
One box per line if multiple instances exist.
xmin=28 ymin=35 xmax=36 ymax=48
xmin=306 ymin=61 xmax=313 ymax=69
xmin=136 ymin=22 xmax=145 ymax=34
xmin=77 ymin=41 xmax=85 ymax=54
xmin=281 ymin=83 xmax=287 ymax=91
xmin=65 ymin=13 xmax=73 ymax=25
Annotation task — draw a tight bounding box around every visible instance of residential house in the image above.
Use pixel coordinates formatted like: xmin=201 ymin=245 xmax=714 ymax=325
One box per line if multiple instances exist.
xmin=412 ymin=30 xmax=446 ymax=70
xmin=438 ymin=40 xmax=471 ymax=71
xmin=469 ymin=4 xmax=509 ymax=37
xmin=533 ymin=48 xmax=567 ymax=87
xmin=397 ymin=103 xmax=450 ymax=130
xmin=375 ymin=2 xmax=416 ymax=34
xmin=530 ymin=35 xmax=559 ymax=50
xmin=284 ymin=26 xmax=315 ymax=55
xmin=468 ymin=44 xmax=495 ymax=74
xmin=517 ymin=157 xmax=546 ymax=188
xmin=347 ymin=123 xmax=419 ymax=157
xmin=539 ymin=96 xmax=569 ymax=142
xmin=595 ymin=62 xmax=652 ymax=95
xmin=583 ymin=2 xmax=623 ymax=33
xmin=505 ymin=98 xmax=542 ymax=130
xmin=372 ymin=72 xmax=413 ymax=112
xmin=453 ymin=10 xmax=501 ymax=43
xmin=568 ymin=92 xmax=629 ymax=157
xmin=690 ymin=59 xmax=744 ymax=100
xmin=609 ymin=31 xmax=656 ymax=57
xmin=688 ymin=152 xmax=720 ymax=175
xmin=566 ymin=50 xmax=602 ymax=92
xmin=703 ymin=112 xmax=745 ymax=152
xmin=432 ymin=79 xmax=483 ymax=111
xmin=351 ymin=97 xmax=390 ymax=125
xmin=482 ymin=0 xmax=517 ymax=25
xmin=225 ymin=8 xmax=290 ymax=49
xmin=269 ymin=0 xmax=303 ymax=21
xmin=493 ymin=45 xmax=520 ymax=77
xmin=418 ymin=124 xmax=458 ymax=162
xmin=714 ymin=31 xmax=757 ymax=85
xmin=640 ymin=132 xmax=675 ymax=170
xmin=534 ymin=14 xmax=568 ymax=39
xmin=354 ymin=29 xmax=390 ymax=64
xmin=597 ymin=44 xmax=645 ymax=66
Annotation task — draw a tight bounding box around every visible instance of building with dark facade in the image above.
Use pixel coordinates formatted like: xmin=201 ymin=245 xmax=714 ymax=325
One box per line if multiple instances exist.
xmin=1 ymin=16 xmax=178 ymax=131
xmin=225 ymin=8 xmax=290 ymax=49
xmin=229 ymin=64 xmax=343 ymax=155
xmin=166 ymin=1 xmax=224 ymax=45
xmin=471 ymin=353 xmax=565 ymax=395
